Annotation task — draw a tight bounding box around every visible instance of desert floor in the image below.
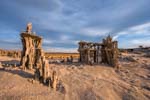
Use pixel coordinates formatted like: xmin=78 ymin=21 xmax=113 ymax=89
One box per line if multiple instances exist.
xmin=0 ymin=53 xmax=150 ymax=100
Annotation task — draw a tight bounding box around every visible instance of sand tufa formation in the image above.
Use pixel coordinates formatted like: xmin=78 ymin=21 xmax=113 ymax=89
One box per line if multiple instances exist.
xmin=78 ymin=35 xmax=118 ymax=67
xmin=20 ymin=23 xmax=58 ymax=90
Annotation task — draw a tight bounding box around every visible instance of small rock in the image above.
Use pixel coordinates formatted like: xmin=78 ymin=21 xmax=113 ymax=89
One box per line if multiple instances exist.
xmin=125 ymin=56 xmax=137 ymax=62
xmin=0 ymin=62 xmax=2 ymax=68
xmin=28 ymin=79 xmax=35 ymax=84
xmin=141 ymin=83 xmax=150 ymax=91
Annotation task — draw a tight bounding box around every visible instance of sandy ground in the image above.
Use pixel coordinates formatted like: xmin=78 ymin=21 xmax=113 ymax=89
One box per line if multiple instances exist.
xmin=0 ymin=53 xmax=150 ymax=100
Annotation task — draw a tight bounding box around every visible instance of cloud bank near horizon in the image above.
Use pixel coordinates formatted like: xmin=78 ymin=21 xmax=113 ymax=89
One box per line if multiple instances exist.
xmin=0 ymin=0 xmax=150 ymax=52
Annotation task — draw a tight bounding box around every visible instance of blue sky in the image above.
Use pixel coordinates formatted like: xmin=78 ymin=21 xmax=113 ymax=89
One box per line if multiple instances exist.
xmin=0 ymin=0 xmax=150 ymax=52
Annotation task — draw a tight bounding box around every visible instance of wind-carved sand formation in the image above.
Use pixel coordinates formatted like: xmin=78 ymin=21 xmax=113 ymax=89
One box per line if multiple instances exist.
xmin=20 ymin=23 xmax=59 ymax=90
xmin=78 ymin=35 xmax=118 ymax=67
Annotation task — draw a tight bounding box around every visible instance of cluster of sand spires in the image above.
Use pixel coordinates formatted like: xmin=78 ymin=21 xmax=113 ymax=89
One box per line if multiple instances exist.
xmin=78 ymin=35 xmax=118 ymax=67
xmin=20 ymin=23 xmax=59 ymax=90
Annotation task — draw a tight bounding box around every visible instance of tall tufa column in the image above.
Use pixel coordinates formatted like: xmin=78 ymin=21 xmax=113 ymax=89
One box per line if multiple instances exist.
xmin=20 ymin=23 xmax=43 ymax=70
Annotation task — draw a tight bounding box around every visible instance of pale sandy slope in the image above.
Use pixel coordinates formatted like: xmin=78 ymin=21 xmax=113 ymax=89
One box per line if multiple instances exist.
xmin=0 ymin=54 xmax=150 ymax=100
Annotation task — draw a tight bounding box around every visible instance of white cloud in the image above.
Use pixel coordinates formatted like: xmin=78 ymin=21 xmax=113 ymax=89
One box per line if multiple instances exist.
xmin=113 ymin=35 xmax=119 ymax=40
xmin=60 ymin=35 xmax=70 ymax=41
xmin=114 ymin=22 xmax=150 ymax=39
xmin=43 ymin=36 xmax=79 ymax=45
xmin=131 ymin=22 xmax=150 ymax=31
xmin=43 ymin=39 xmax=53 ymax=44
xmin=44 ymin=47 xmax=78 ymax=53
xmin=80 ymin=28 xmax=110 ymax=37
xmin=131 ymin=39 xmax=150 ymax=47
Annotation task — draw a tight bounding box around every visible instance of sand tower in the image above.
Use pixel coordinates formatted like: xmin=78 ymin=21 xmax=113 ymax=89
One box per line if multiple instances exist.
xmin=20 ymin=23 xmax=43 ymax=70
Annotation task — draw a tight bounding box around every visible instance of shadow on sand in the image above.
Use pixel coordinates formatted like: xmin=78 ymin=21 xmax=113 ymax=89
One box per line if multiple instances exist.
xmin=0 ymin=67 xmax=33 ymax=79
xmin=1 ymin=60 xmax=20 ymax=66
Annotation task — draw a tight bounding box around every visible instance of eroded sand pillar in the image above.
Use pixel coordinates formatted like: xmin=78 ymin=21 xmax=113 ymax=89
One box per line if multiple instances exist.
xmin=20 ymin=23 xmax=61 ymax=90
